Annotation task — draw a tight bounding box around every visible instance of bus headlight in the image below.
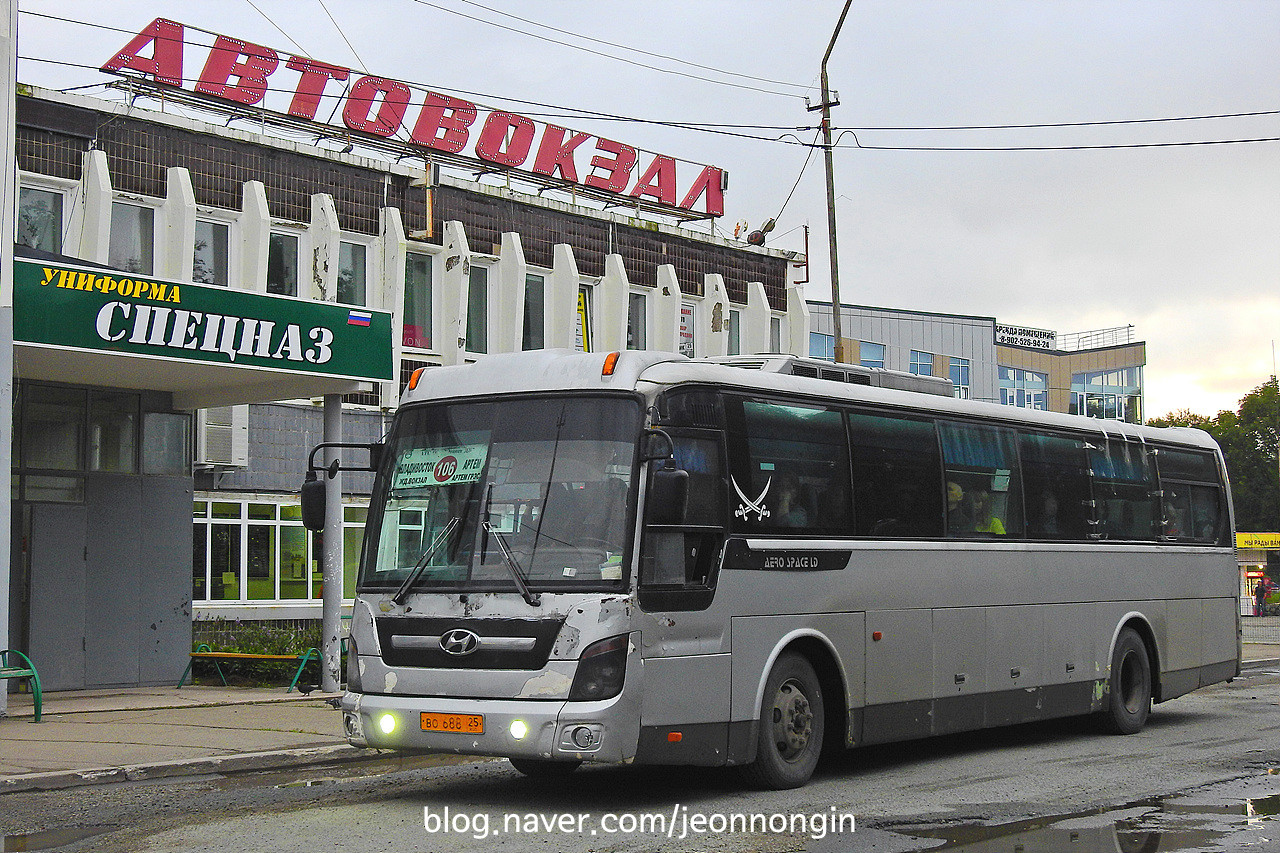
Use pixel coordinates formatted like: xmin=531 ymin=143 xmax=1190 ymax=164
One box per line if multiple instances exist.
xmin=568 ymin=635 xmax=628 ymax=701
xmin=379 ymin=713 xmax=397 ymax=735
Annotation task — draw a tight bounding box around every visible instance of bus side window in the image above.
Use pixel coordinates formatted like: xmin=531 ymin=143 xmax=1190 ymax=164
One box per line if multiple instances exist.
xmin=725 ymin=397 xmax=852 ymax=535
xmin=1157 ymin=448 xmax=1228 ymax=544
xmin=1089 ymin=438 xmax=1158 ymax=541
xmin=938 ymin=422 xmax=1022 ymax=538
xmin=1020 ymin=432 xmax=1091 ymax=541
xmin=847 ymin=412 xmax=942 ymax=538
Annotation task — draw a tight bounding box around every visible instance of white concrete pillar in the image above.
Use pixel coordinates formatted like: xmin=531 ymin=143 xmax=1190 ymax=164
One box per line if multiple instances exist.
xmin=786 ymin=280 xmax=811 ymax=357
xmin=496 ymin=232 xmax=527 ymax=353
xmin=742 ymin=281 xmax=772 ymax=355
xmin=159 ymin=166 xmax=195 ymax=281
xmin=439 ymin=220 xmax=471 ymax=366
xmin=381 ymin=207 xmax=407 ymax=406
xmin=240 ymin=180 xmax=270 ymax=292
xmin=651 ymin=265 xmax=682 ymax=355
xmin=701 ymin=274 xmax=731 ymax=358
xmin=305 ymin=193 xmax=340 ymax=302
xmin=68 ymin=149 xmax=112 ymax=264
xmin=595 ymin=254 xmax=630 ymax=352
xmin=548 ymin=244 xmax=579 ymax=350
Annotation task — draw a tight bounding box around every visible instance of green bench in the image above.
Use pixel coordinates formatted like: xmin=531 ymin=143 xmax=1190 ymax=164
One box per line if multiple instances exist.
xmin=177 ymin=643 xmax=321 ymax=693
xmin=1 ymin=649 xmax=42 ymax=722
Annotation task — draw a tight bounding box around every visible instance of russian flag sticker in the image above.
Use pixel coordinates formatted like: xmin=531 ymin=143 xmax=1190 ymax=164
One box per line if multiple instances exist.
xmin=347 ymin=310 xmax=372 ymax=326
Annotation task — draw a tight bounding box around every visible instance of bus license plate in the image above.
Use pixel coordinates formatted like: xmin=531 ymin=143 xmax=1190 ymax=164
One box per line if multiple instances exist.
xmin=421 ymin=712 xmax=484 ymax=734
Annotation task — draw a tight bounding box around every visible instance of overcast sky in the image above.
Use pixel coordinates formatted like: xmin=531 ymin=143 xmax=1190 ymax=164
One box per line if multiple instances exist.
xmin=15 ymin=0 xmax=1280 ymax=417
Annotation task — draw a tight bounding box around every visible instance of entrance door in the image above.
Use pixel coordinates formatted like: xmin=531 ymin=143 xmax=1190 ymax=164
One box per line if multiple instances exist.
xmin=27 ymin=504 xmax=88 ymax=691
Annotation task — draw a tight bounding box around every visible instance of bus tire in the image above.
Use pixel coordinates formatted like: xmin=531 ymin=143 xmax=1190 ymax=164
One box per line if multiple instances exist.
xmin=1100 ymin=627 xmax=1152 ymax=734
xmin=508 ymin=757 xmax=582 ymax=778
xmin=740 ymin=652 xmax=824 ymax=790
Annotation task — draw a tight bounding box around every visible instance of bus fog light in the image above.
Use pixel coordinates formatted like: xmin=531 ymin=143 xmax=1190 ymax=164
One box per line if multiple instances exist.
xmin=510 ymin=719 xmax=529 ymax=740
xmin=571 ymin=726 xmax=596 ymax=749
xmin=378 ymin=713 xmax=397 ymax=735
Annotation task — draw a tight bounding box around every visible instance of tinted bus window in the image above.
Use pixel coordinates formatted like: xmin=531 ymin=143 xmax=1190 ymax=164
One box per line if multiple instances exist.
xmin=726 ymin=398 xmax=852 ymax=535
xmin=1157 ymin=448 xmax=1226 ymax=543
xmin=1020 ymin=432 xmax=1092 ymax=540
xmin=939 ymin=422 xmax=1021 ymax=537
xmin=847 ymin=411 xmax=942 ymax=538
xmin=1089 ymin=437 xmax=1158 ymax=541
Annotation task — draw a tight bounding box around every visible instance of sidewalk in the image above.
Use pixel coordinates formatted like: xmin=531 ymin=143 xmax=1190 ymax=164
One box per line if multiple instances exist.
xmin=4 ymin=645 xmax=1280 ymax=796
xmin=0 ymin=685 xmax=359 ymax=794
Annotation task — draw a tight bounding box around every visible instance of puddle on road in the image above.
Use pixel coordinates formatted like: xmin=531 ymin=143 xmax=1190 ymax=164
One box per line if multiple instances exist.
xmin=4 ymin=825 xmax=114 ymax=851
xmin=890 ymin=785 xmax=1280 ymax=852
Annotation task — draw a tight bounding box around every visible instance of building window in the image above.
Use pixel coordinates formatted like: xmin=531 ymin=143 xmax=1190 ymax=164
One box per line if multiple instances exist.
xmin=110 ymin=202 xmax=155 ymax=274
xmin=523 ymin=273 xmax=545 ymax=350
xmin=466 ymin=264 xmax=489 ymax=354
xmin=949 ymin=357 xmax=971 ymax=399
xmin=680 ymin=303 xmax=696 ymax=357
xmin=193 ymin=219 xmax=230 ymax=286
xmin=89 ymin=391 xmax=138 ymax=473
xmin=727 ymin=308 xmax=740 ymax=356
xmin=860 ymin=341 xmax=885 ymax=370
xmin=627 ymin=292 xmax=648 ymax=351
xmin=17 ymin=186 xmax=63 ymax=253
xmin=403 ymin=251 xmax=432 ymax=349
xmin=267 ymin=232 xmax=299 ymax=296
xmin=910 ymin=350 xmax=933 ymax=376
xmin=1071 ymin=367 xmax=1143 ymax=423
xmin=770 ymin=316 xmax=782 ymax=353
xmin=192 ymin=499 xmax=366 ymax=604
xmin=999 ymin=367 xmax=1048 ymax=411
xmin=338 ymin=241 xmax=367 ymax=305
xmin=810 ymin=332 xmax=835 ymax=361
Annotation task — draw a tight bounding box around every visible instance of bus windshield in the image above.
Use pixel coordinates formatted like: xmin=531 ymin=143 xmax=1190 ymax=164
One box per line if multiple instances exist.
xmin=360 ymin=395 xmax=641 ymax=594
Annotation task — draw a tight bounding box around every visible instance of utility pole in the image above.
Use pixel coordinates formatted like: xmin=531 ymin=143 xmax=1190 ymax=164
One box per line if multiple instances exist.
xmin=809 ymin=0 xmax=854 ymax=363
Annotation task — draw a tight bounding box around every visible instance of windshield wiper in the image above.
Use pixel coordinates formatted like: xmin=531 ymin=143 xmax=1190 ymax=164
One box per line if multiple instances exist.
xmin=392 ymin=516 xmax=460 ymax=604
xmin=483 ymin=483 xmax=541 ymax=607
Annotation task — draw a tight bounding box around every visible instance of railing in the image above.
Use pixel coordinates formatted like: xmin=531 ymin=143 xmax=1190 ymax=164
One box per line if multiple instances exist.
xmin=1056 ymin=325 xmax=1136 ymax=352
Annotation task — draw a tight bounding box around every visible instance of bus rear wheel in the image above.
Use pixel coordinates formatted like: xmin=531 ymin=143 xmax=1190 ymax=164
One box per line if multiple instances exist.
xmin=1100 ymin=627 xmax=1152 ymax=734
xmin=508 ymin=757 xmax=582 ymax=778
xmin=740 ymin=652 xmax=824 ymax=790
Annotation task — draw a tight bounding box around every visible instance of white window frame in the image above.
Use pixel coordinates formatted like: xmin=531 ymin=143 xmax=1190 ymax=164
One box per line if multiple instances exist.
xmin=403 ymin=241 xmax=437 ymax=353
xmin=109 ymin=196 xmax=164 ymax=276
xmin=628 ymin=290 xmax=650 ymax=351
xmin=267 ymin=224 xmax=307 ymax=297
xmin=17 ymin=173 xmax=75 ymax=255
xmin=193 ymin=207 xmax=237 ymax=287
xmin=464 ymin=259 xmax=495 ymax=357
xmin=337 ymin=233 xmax=376 ymax=307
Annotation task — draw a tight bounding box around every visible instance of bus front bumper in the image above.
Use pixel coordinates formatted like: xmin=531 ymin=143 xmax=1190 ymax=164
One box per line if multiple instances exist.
xmin=341 ymin=691 xmax=637 ymax=764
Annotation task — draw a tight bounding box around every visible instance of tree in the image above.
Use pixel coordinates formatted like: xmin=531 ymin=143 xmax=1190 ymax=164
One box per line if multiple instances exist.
xmin=1150 ymin=379 xmax=1280 ymax=532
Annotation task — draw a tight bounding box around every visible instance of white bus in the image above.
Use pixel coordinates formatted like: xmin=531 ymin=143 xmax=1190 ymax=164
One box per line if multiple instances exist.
xmin=320 ymin=349 xmax=1238 ymax=789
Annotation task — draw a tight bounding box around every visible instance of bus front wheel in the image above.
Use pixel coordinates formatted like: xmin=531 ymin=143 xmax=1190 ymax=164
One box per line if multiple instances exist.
xmin=1101 ymin=627 xmax=1152 ymax=734
xmin=741 ymin=652 xmax=824 ymax=790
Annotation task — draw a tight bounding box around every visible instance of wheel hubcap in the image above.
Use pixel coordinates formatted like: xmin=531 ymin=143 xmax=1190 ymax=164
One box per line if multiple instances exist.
xmin=771 ymin=679 xmax=813 ymax=761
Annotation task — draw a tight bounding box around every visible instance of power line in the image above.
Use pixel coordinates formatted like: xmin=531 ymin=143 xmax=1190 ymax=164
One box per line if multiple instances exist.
xmin=241 ymin=0 xmax=312 ymax=57
xmin=316 ymin=0 xmax=369 ymax=72
xmin=451 ymin=0 xmax=815 ymax=92
xmin=405 ymin=0 xmax=806 ymax=100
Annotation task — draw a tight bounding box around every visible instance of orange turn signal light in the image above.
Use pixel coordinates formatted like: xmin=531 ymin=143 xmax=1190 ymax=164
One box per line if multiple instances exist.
xmin=601 ymin=351 xmax=621 ymax=376
xmin=407 ymin=367 xmax=425 ymax=391
xmin=667 ymin=731 xmax=683 ymax=743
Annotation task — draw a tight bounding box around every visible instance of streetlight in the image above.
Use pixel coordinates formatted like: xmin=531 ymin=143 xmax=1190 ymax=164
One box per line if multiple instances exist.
xmin=808 ymin=0 xmax=854 ymax=363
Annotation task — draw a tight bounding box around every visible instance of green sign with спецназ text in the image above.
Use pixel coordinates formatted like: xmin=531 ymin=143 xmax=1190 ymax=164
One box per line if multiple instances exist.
xmin=13 ymin=258 xmax=394 ymax=381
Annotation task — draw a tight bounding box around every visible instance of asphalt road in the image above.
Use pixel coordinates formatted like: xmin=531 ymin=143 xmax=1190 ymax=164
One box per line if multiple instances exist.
xmin=6 ymin=665 xmax=1280 ymax=853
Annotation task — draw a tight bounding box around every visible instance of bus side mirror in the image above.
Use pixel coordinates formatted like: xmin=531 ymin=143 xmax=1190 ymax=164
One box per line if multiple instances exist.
xmin=300 ymin=474 xmax=326 ymax=532
xmin=647 ymin=466 xmax=689 ymax=526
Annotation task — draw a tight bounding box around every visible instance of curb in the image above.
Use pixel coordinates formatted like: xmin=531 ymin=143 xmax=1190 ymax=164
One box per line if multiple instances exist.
xmin=0 ymin=743 xmax=368 ymax=795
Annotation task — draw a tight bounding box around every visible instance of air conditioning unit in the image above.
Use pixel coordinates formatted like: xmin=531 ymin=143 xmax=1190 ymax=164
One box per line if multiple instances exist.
xmin=195 ymin=405 xmax=249 ymax=468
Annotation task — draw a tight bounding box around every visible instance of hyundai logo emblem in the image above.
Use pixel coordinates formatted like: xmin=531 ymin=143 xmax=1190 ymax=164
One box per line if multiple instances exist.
xmin=439 ymin=628 xmax=481 ymax=656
